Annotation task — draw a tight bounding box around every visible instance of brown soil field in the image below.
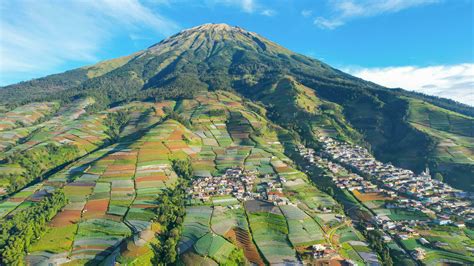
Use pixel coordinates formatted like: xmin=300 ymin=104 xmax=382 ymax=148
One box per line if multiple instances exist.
xmin=225 ymin=227 xmax=265 ymax=265
xmin=107 ymin=165 xmax=136 ymax=171
xmin=111 ymin=187 xmax=134 ymax=192
xmin=165 ymin=141 xmax=188 ymax=150
xmin=352 ymin=190 xmax=390 ymax=202
xmin=51 ymin=210 xmax=82 ymax=226
xmin=136 ymin=175 xmax=167 ymax=182
xmin=132 ymin=204 xmax=155 ymax=209
xmin=169 ymin=130 xmax=185 ymax=141
xmin=9 ymin=197 xmax=25 ymax=202
xmin=84 ymin=199 xmax=109 ymax=213
xmin=275 ymin=166 xmax=291 ymax=173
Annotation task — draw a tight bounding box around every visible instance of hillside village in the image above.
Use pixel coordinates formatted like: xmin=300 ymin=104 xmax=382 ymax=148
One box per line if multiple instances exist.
xmin=315 ymin=136 xmax=473 ymax=223
xmin=298 ymin=136 xmax=474 ymax=260
xmin=188 ymin=167 xmax=292 ymax=206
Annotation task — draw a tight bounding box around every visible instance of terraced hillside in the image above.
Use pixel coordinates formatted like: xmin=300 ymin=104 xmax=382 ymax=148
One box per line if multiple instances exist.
xmin=2 ymin=23 xmax=472 ymax=190
xmin=0 ymin=24 xmax=473 ymax=265
xmin=405 ymin=98 xmax=474 ymax=190
xmin=0 ymin=91 xmax=383 ymax=265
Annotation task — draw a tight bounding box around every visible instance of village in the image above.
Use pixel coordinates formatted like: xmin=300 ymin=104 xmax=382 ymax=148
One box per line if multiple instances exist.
xmin=297 ymin=136 xmax=474 ymax=260
xmin=186 ymin=167 xmax=292 ymax=205
xmin=299 ymin=136 xmax=474 ymax=224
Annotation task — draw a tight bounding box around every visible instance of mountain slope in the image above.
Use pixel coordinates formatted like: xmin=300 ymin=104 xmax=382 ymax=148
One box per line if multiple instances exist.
xmin=0 ymin=23 xmax=473 ymax=190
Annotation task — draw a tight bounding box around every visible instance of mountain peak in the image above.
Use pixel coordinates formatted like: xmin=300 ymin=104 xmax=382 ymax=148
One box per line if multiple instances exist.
xmin=189 ymin=23 xmax=235 ymax=31
xmin=147 ymin=23 xmax=288 ymax=56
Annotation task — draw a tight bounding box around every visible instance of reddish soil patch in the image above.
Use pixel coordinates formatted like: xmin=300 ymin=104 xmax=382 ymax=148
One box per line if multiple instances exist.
xmin=9 ymin=198 xmax=25 ymax=202
xmin=51 ymin=210 xmax=82 ymax=226
xmin=169 ymin=130 xmax=185 ymax=141
xmin=165 ymin=141 xmax=188 ymax=150
xmin=225 ymin=227 xmax=265 ymax=265
xmin=132 ymin=204 xmax=155 ymax=209
xmin=267 ymin=191 xmax=284 ymax=197
xmin=111 ymin=187 xmax=134 ymax=192
xmin=353 ymin=190 xmax=390 ymax=202
xmin=275 ymin=166 xmax=291 ymax=173
xmin=136 ymin=175 xmax=167 ymax=182
xmin=84 ymin=199 xmax=109 ymax=213
xmin=107 ymin=165 xmax=136 ymax=171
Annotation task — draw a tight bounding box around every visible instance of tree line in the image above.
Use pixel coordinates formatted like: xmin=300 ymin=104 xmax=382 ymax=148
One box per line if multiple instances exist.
xmin=0 ymin=189 xmax=67 ymax=264
xmin=2 ymin=143 xmax=80 ymax=194
xmin=151 ymin=159 xmax=192 ymax=264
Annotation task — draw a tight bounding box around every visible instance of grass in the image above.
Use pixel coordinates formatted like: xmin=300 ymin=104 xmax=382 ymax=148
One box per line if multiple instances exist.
xmin=247 ymin=211 xmax=297 ymax=264
xmin=211 ymin=206 xmax=248 ymax=235
xmin=388 ymin=208 xmax=429 ymax=221
xmin=280 ymin=205 xmax=325 ymax=246
xmin=194 ymin=232 xmax=236 ymax=263
xmin=29 ymin=224 xmax=78 ymax=253
xmin=406 ymin=98 xmax=474 ymax=190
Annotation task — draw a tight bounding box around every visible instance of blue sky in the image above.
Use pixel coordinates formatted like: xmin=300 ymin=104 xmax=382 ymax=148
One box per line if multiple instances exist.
xmin=0 ymin=0 xmax=473 ymax=104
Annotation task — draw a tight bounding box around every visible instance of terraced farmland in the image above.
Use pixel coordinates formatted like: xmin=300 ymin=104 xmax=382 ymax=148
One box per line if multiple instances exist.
xmin=1 ymin=91 xmax=376 ymax=265
xmin=406 ymin=98 xmax=474 ymax=190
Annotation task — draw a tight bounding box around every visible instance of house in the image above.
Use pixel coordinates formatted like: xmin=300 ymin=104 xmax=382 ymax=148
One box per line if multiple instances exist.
xmin=418 ymin=237 xmax=429 ymax=245
xmin=412 ymin=248 xmax=426 ymax=260
xmin=455 ymin=222 xmax=466 ymax=228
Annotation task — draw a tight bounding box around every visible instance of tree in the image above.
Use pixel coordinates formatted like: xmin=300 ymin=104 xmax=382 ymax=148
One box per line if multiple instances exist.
xmin=327 ymin=186 xmax=334 ymax=196
xmin=172 ymin=158 xmax=193 ymax=180
xmin=0 ymin=190 xmax=67 ymax=265
xmin=434 ymin=173 xmax=443 ymax=182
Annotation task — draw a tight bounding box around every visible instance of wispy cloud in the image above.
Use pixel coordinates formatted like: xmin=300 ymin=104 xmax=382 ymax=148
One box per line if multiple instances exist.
xmin=0 ymin=0 xmax=178 ymax=85
xmin=315 ymin=0 xmax=440 ymax=29
xmin=261 ymin=9 xmax=276 ymax=16
xmin=301 ymin=9 xmax=313 ymax=17
xmin=207 ymin=0 xmax=274 ymax=15
xmin=208 ymin=0 xmax=256 ymax=13
xmin=345 ymin=64 xmax=474 ymax=106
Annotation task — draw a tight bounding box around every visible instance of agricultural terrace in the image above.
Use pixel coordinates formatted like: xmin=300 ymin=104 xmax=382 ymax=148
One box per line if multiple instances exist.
xmin=176 ymin=92 xmax=355 ymax=265
xmin=245 ymin=200 xmax=299 ymax=264
xmin=24 ymin=110 xmax=184 ymax=264
xmin=1 ymin=91 xmax=377 ymax=265
xmin=178 ymin=205 xmax=241 ymax=264
xmin=406 ymin=98 xmax=474 ymax=190
xmin=0 ymin=102 xmax=59 ymax=132
xmin=0 ymin=101 xmax=160 ymax=196
xmin=280 ymin=205 xmax=325 ymax=247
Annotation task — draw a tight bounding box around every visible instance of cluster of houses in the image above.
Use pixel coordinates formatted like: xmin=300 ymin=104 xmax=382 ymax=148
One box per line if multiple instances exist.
xmin=313 ymin=136 xmax=473 ymax=224
xmin=297 ymin=138 xmax=474 ymax=261
xmin=187 ymin=166 xmax=296 ymax=207
xmin=187 ymin=167 xmax=257 ymax=201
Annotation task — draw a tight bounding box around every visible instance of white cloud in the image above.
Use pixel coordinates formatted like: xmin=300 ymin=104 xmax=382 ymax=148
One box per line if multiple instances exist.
xmin=209 ymin=0 xmax=256 ymax=13
xmin=261 ymin=9 xmax=276 ymax=16
xmin=315 ymin=0 xmax=439 ymax=29
xmin=314 ymin=17 xmax=344 ymax=30
xmin=241 ymin=0 xmax=256 ymax=12
xmin=344 ymin=64 xmax=474 ymax=106
xmin=208 ymin=0 xmax=275 ymax=15
xmin=301 ymin=9 xmax=313 ymax=17
xmin=0 ymin=0 xmax=178 ymax=85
